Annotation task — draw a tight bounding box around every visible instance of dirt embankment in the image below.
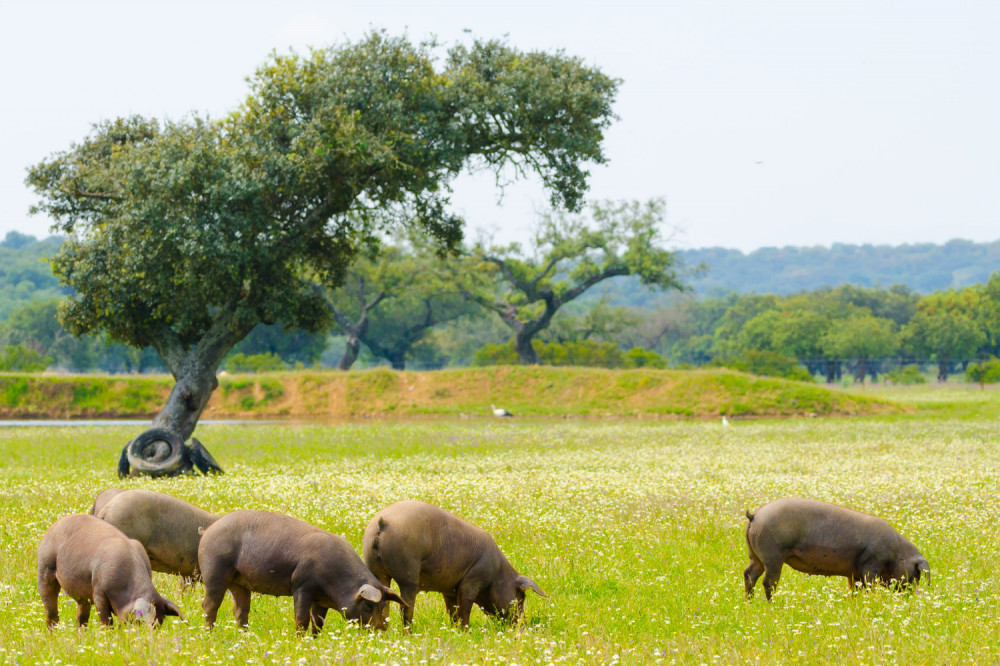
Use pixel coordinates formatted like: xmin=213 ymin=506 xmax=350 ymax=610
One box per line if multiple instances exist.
xmin=0 ymin=367 xmax=905 ymax=421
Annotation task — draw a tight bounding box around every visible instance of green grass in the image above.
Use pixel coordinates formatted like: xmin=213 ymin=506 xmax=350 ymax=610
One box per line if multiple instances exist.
xmin=1 ymin=386 xmax=998 ymax=663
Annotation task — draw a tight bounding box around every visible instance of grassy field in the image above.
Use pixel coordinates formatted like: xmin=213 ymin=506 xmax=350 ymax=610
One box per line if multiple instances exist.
xmin=1 ymin=384 xmax=997 ymax=664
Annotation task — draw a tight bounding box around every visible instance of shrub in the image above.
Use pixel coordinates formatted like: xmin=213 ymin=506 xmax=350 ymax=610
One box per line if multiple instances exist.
xmin=537 ymin=339 xmax=624 ymax=368
xmin=886 ymin=365 xmax=928 ymax=385
xmin=712 ymin=350 xmax=814 ymax=382
xmin=474 ymin=339 xmax=633 ymax=368
xmin=623 ymin=346 xmax=668 ymax=369
xmin=967 ymin=358 xmax=1000 ymax=384
xmin=224 ymin=352 xmax=286 ymax=373
xmin=0 ymin=344 xmax=52 ymax=372
xmin=473 ymin=341 xmax=519 ymax=366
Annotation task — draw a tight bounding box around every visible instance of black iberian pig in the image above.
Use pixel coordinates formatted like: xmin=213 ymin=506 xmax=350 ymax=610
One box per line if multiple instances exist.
xmin=744 ymin=497 xmax=930 ymax=601
xmin=92 ymin=488 xmax=219 ymax=581
xmin=198 ymin=510 xmax=405 ymax=633
xmin=362 ymin=500 xmax=547 ymax=627
xmin=37 ymin=514 xmax=182 ymax=627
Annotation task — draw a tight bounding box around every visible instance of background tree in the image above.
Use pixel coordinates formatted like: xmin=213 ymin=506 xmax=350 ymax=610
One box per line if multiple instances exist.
xmin=819 ymin=313 xmax=898 ymax=383
xmin=230 ymin=322 xmax=328 ymax=367
xmin=902 ymin=291 xmax=985 ymax=381
xmin=467 ymin=198 xmax=685 ymax=364
xmin=329 ymin=238 xmax=476 ymax=370
xmin=26 ymin=32 xmax=619 ymax=441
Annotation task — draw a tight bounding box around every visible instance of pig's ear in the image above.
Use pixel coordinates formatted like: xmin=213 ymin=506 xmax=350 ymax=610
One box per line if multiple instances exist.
xmin=516 ymin=575 xmax=548 ymax=598
xmin=381 ymin=587 xmax=407 ymax=607
xmin=356 ymin=584 xmax=383 ymax=603
xmin=160 ymin=597 xmax=183 ymax=619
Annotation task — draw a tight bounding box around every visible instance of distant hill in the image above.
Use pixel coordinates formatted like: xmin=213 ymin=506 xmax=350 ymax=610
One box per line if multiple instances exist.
xmin=572 ymin=237 xmax=1000 ymax=309
xmin=678 ymin=238 xmax=999 ymax=296
xmin=0 ymin=231 xmax=66 ymax=320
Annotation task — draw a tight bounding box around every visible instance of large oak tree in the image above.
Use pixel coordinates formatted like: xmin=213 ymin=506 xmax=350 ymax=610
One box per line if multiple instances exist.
xmin=27 ymin=33 xmax=618 ymax=441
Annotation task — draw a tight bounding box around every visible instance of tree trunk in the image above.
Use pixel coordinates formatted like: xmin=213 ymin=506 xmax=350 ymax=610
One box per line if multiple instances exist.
xmin=514 ymin=330 xmax=539 ymax=364
xmin=824 ymin=359 xmax=837 ymax=384
xmin=151 ymin=366 xmax=219 ymax=442
xmin=937 ymin=359 xmax=949 ymax=382
xmin=388 ymin=354 xmax=406 ymax=370
xmin=339 ymin=335 xmax=361 ymax=371
xmin=149 ymin=308 xmax=251 ymax=441
xmin=854 ymin=357 xmax=867 ymax=385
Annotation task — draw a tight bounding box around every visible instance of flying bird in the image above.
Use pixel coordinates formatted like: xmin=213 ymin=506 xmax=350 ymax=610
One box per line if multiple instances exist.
xmin=491 ymin=404 xmax=514 ymax=418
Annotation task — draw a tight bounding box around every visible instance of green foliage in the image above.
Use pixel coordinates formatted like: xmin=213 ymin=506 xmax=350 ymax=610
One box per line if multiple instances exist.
xmin=882 ymin=365 xmax=927 ymax=385
xmin=224 ymin=352 xmax=286 ymax=373
xmin=329 ymin=235 xmax=479 ymax=369
xmin=26 ymin=31 xmax=618 ymax=385
xmin=966 ymin=357 xmax=1000 ymax=384
xmin=232 ymin=323 xmax=327 ymax=366
xmin=0 ymin=344 xmax=52 ymax=371
xmin=820 ymin=314 xmax=898 ymax=366
xmin=468 ymin=198 xmax=686 ymax=363
xmin=901 ymin=290 xmax=986 ymax=379
xmin=473 ymin=340 xmax=522 ymax=366
xmin=474 ymin=339 xmax=668 ymax=369
xmin=623 ymin=346 xmax=668 ymax=369
xmin=711 ymin=350 xmax=815 ymax=382
xmin=0 ymin=232 xmax=65 ymax=321
xmin=537 ymin=339 xmax=624 ymax=367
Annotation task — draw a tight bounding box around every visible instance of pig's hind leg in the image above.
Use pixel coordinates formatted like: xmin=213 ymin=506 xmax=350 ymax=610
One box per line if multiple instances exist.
xmin=229 ymin=584 xmax=252 ymax=627
xmin=754 ymin=548 xmax=786 ymax=602
xmin=37 ymin=565 xmax=61 ymax=628
xmin=744 ymin=556 xmax=765 ymax=598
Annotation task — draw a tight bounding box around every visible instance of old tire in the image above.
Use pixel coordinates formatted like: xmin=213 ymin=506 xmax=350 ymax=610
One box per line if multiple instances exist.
xmin=116 ymin=446 xmax=131 ymax=479
xmin=189 ymin=438 xmax=224 ymax=475
xmin=126 ymin=428 xmax=187 ymax=477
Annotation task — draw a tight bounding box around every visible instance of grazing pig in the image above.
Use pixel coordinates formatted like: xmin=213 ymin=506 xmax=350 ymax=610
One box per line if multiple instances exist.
xmin=362 ymin=500 xmax=547 ymax=627
xmin=198 ymin=510 xmax=405 ymax=633
xmin=744 ymin=497 xmax=930 ymax=601
xmin=37 ymin=514 xmax=182 ymax=627
xmin=92 ymin=488 xmax=219 ymax=581
xmin=89 ymin=488 xmax=126 ymax=517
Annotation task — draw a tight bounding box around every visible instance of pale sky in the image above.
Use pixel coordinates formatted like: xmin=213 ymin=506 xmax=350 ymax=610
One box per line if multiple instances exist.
xmin=1 ymin=0 xmax=997 ymax=253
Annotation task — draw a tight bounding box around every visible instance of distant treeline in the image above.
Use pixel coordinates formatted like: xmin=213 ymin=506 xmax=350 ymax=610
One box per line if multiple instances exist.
xmin=3 ymin=232 xmax=996 ymax=316
xmin=1 ymin=231 xmax=998 ymax=383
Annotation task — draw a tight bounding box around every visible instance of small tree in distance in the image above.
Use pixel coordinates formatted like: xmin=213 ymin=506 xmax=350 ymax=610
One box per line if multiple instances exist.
xmin=466 ymin=199 xmax=687 ymax=364
xmin=329 ymin=237 xmax=476 ymax=370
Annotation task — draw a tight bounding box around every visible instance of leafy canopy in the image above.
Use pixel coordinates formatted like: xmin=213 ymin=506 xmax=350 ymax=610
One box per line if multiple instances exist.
xmin=474 ymin=198 xmax=683 ymax=322
xmin=26 ymin=32 xmax=618 ymax=372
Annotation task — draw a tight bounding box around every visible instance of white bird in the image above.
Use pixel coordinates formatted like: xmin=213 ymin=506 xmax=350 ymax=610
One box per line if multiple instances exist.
xmin=721 ymin=416 xmax=730 ymax=426
xmin=491 ymin=404 xmax=513 ymax=418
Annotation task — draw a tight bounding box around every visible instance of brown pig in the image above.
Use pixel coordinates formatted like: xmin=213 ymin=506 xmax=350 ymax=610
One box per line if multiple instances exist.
xmin=197 ymin=510 xmax=405 ymax=633
xmin=92 ymin=488 xmax=219 ymax=581
xmin=362 ymin=500 xmax=547 ymax=627
xmin=744 ymin=497 xmax=930 ymax=601
xmin=37 ymin=514 xmax=182 ymax=627
xmin=89 ymin=488 xmax=126 ymax=517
